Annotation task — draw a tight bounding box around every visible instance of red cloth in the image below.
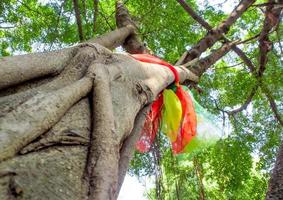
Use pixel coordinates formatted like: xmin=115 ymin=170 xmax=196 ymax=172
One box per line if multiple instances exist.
xmin=136 ymin=95 xmax=163 ymax=152
xmin=131 ymin=54 xmax=180 ymax=84
xmin=172 ymin=87 xmax=197 ymax=154
xmin=132 ymin=54 xmax=197 ymax=154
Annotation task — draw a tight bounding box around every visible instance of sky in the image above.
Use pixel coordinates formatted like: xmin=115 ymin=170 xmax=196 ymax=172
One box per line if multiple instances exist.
xmin=118 ymin=175 xmax=153 ymax=200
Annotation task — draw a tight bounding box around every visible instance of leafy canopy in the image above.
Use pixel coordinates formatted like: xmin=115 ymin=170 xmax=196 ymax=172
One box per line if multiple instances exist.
xmin=1 ymin=0 xmax=282 ymax=199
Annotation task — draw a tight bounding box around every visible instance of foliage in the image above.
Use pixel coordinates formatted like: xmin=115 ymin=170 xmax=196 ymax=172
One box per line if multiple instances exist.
xmin=1 ymin=0 xmax=282 ymax=199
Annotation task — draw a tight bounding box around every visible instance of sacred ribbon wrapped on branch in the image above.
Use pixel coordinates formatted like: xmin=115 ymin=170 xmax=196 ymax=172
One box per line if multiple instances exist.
xmin=132 ymin=54 xmax=222 ymax=154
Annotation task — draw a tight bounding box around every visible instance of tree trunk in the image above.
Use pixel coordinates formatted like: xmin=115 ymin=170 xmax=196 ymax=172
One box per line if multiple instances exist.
xmin=0 ymin=29 xmax=197 ymax=199
xmin=0 ymin=3 xmax=199 ymax=199
xmin=193 ymin=157 xmax=205 ymax=200
xmin=266 ymin=140 xmax=283 ymax=199
xmin=1 ymin=0 xmax=281 ymax=199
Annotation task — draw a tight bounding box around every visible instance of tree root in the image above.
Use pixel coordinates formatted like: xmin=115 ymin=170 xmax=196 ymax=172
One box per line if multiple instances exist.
xmin=0 ymin=77 xmax=92 ymax=162
xmin=84 ymin=63 xmax=119 ymax=200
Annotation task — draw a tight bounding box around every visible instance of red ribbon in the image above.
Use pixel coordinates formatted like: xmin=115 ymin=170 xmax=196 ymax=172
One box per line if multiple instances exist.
xmin=131 ymin=54 xmax=197 ymax=154
xmin=131 ymin=54 xmax=180 ymax=84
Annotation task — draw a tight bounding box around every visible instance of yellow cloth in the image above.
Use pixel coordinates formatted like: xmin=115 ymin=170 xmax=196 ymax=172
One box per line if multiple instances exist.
xmin=161 ymin=89 xmax=182 ymax=142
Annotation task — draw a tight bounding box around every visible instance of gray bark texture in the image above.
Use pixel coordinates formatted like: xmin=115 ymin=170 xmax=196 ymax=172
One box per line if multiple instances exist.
xmin=0 ymin=36 xmax=197 ymax=199
xmin=2 ymin=0 xmax=281 ymax=198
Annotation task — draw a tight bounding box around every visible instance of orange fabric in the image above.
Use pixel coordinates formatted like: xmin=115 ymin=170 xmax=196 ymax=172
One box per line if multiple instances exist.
xmin=136 ymin=95 xmax=163 ymax=152
xmin=172 ymin=87 xmax=197 ymax=154
xmin=133 ymin=54 xmax=197 ymax=154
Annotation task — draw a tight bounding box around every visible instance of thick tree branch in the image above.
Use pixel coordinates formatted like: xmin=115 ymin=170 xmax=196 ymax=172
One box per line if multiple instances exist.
xmin=115 ymin=0 xmax=147 ymax=53
xmin=0 ymin=44 xmax=103 ymax=120
xmin=73 ymin=0 xmax=84 ymax=41
xmin=176 ymin=0 xmax=255 ymax=65
xmin=187 ymin=41 xmax=237 ymax=76
xmin=257 ymin=0 xmax=283 ymax=127
xmin=177 ymin=0 xmax=283 ymax=124
xmin=0 ymin=47 xmax=77 ymax=90
xmin=176 ymin=0 xmax=257 ymax=72
xmin=261 ymin=84 xmax=283 ymax=126
xmin=258 ymin=0 xmax=282 ymax=77
xmin=90 ymin=25 xmax=136 ymax=49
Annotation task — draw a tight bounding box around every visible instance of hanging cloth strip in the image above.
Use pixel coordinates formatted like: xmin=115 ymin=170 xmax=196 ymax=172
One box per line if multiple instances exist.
xmin=131 ymin=54 xmax=197 ymax=154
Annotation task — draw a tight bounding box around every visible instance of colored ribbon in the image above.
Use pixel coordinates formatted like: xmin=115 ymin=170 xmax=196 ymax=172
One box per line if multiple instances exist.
xmin=132 ymin=54 xmax=197 ymax=154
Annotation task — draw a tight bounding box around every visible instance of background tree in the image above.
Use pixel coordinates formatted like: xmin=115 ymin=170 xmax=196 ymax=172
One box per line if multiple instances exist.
xmin=0 ymin=0 xmax=282 ymax=199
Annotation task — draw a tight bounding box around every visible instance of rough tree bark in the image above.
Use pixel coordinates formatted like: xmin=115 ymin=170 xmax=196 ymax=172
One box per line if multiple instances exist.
xmin=0 ymin=28 xmax=197 ymax=200
xmin=263 ymin=0 xmax=283 ymax=199
xmin=0 ymin=0 xmax=202 ymax=197
xmin=0 ymin=0 xmax=282 ymax=199
xmin=176 ymin=0 xmax=256 ymax=68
